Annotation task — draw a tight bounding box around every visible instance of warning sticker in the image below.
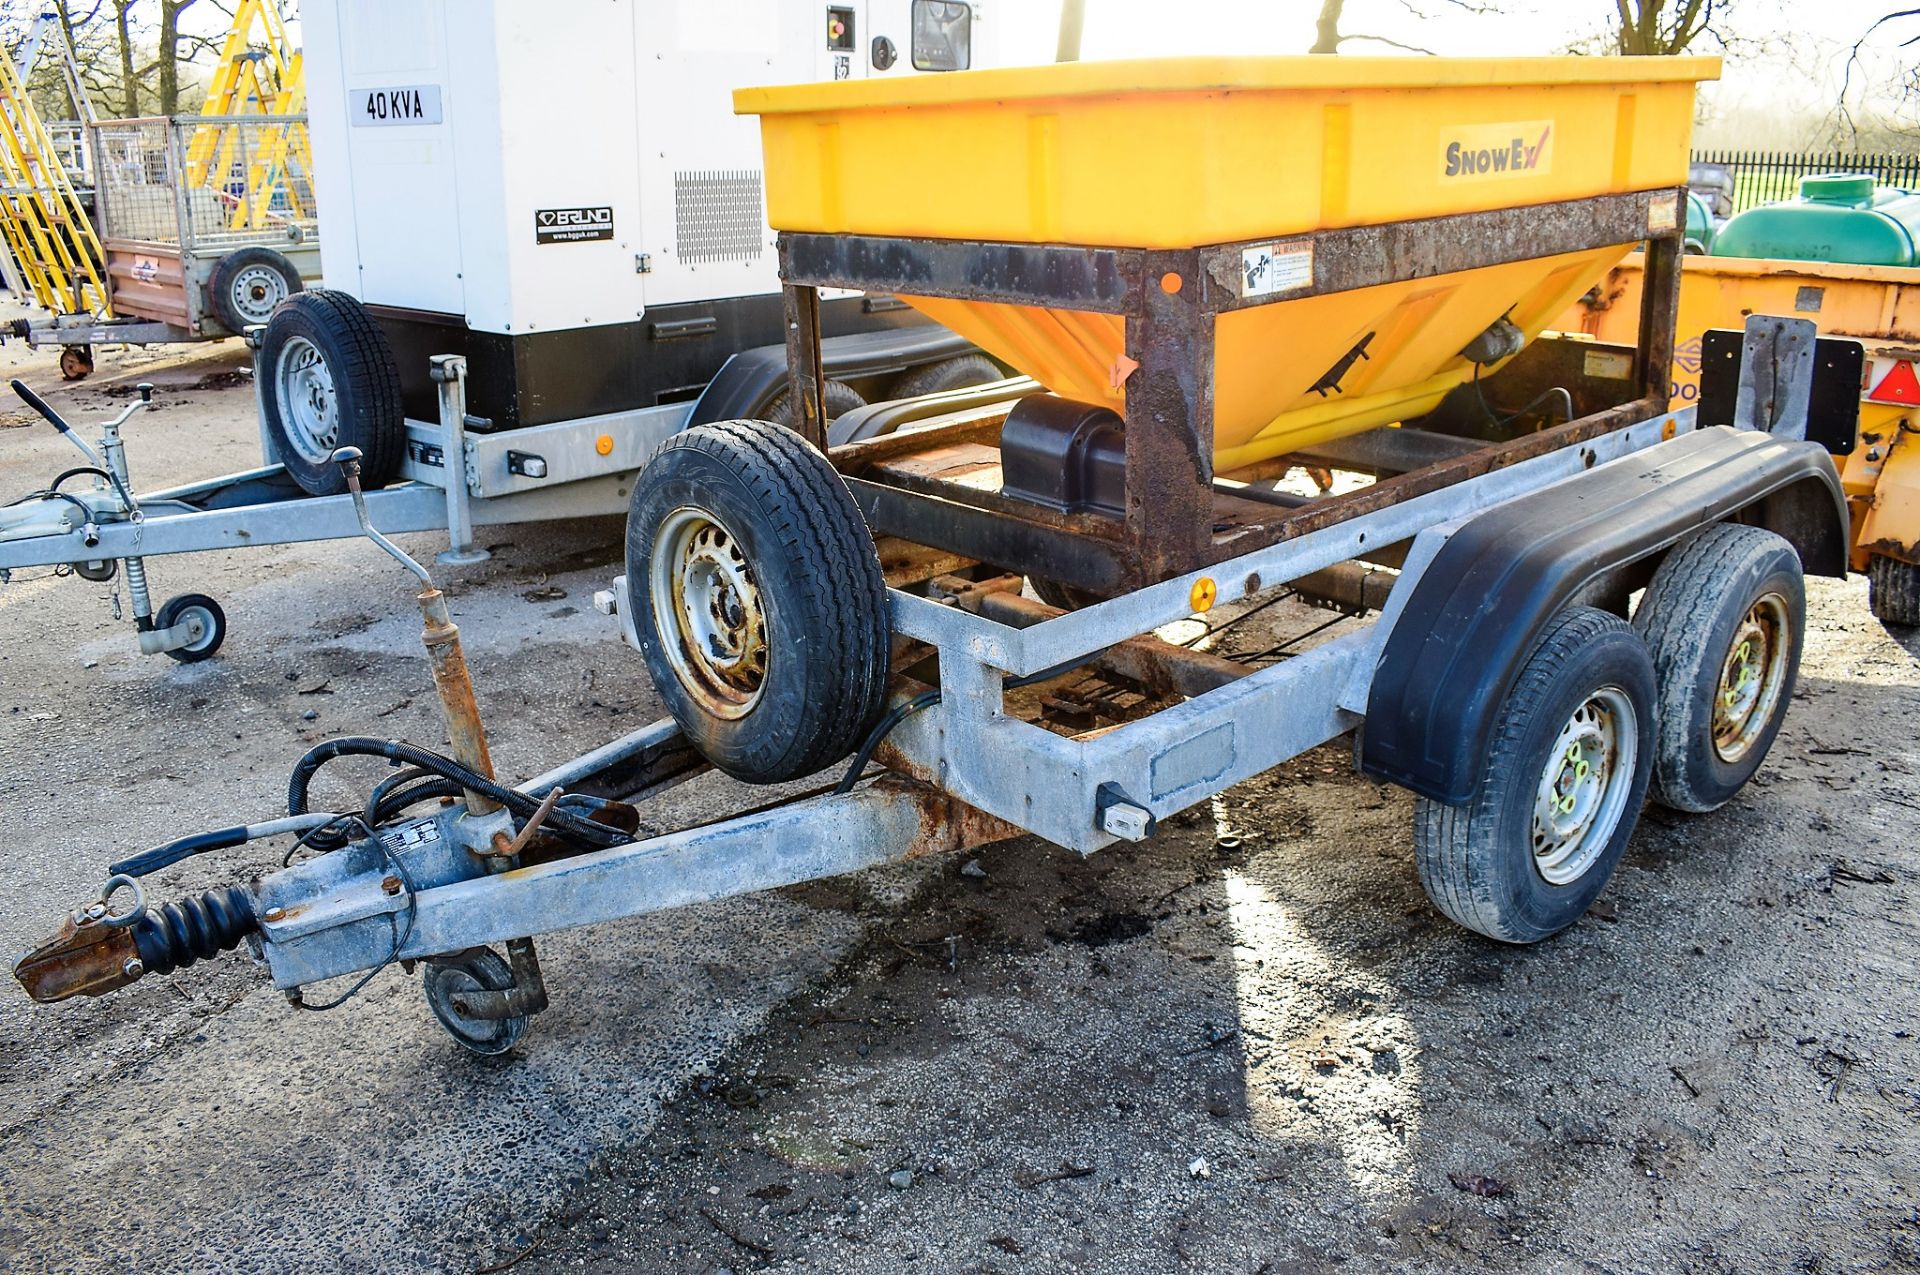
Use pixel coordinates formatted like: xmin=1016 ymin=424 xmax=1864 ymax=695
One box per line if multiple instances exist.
xmin=380 ymin=820 xmax=441 ymax=854
xmin=536 ymin=206 xmax=614 ymax=244
xmin=1647 ymin=191 xmax=1680 ymax=233
xmin=1240 ymin=242 xmax=1313 ymax=298
xmin=1583 ymin=348 xmax=1634 ymax=382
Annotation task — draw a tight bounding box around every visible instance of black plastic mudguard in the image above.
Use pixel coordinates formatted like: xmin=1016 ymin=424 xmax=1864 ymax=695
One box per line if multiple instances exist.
xmin=689 ymin=324 xmax=975 ymax=426
xmin=1360 ymin=425 xmax=1848 ymax=806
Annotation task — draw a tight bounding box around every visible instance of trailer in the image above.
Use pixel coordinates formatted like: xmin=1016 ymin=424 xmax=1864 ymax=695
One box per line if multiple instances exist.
xmin=0 ymin=0 xmax=1013 ymax=658
xmin=7 ymin=114 xmax=321 ymax=380
xmin=1560 ymin=246 xmax=1920 ymax=626
xmin=10 ymin=56 xmax=1856 ymax=1061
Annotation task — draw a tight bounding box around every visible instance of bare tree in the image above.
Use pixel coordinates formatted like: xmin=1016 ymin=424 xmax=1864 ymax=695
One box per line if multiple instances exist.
xmin=1308 ymin=0 xmax=1446 ymax=54
xmin=1834 ymin=8 xmax=1920 ymax=143
xmin=156 ymin=0 xmax=198 ymax=114
xmin=1610 ymin=0 xmax=1731 ymax=55
xmin=110 ymin=0 xmax=138 ymax=115
xmin=1311 ymin=0 xmax=1733 ymax=56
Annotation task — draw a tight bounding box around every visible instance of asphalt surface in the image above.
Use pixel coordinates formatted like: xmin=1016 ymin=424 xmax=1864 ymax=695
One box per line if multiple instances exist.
xmin=0 ymin=333 xmax=1916 ymax=1274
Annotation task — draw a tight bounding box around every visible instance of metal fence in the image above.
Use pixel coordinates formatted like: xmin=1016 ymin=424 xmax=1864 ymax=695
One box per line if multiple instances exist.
xmin=91 ymin=114 xmax=317 ymax=251
xmin=1690 ymin=149 xmax=1920 ymax=216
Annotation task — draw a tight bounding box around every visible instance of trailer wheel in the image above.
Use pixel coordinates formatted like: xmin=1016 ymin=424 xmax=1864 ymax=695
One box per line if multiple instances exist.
xmin=1868 ymin=553 xmax=1920 ymax=628
xmin=58 ymin=346 xmax=92 ymax=381
xmin=259 ymin=290 xmax=404 ymax=496
xmin=627 ymin=419 xmax=891 ymax=783
xmin=1412 ymin=606 xmax=1655 ymax=944
xmin=763 ymin=378 xmax=866 ymax=431
xmin=887 ymin=353 xmax=1003 ymax=401
xmin=422 ymin=948 xmax=528 ymax=1056
xmin=1633 ymin=525 xmax=1805 ymax=813
xmin=155 ymin=592 xmax=226 ymax=663
xmin=209 ymin=246 xmax=303 ymax=335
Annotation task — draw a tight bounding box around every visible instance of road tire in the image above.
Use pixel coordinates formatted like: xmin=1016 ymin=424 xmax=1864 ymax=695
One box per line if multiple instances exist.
xmin=208 ymin=246 xmax=303 ymax=335
xmin=155 ymin=592 xmax=226 ymax=663
xmin=1868 ymin=553 xmax=1920 ymax=628
xmin=1634 ymin=524 xmax=1805 ymax=813
xmin=887 ymin=353 xmax=1003 ymax=401
xmin=763 ymin=378 xmax=866 ymax=431
xmin=627 ymin=418 xmax=891 ymax=783
xmin=259 ymin=290 xmax=404 ymax=496
xmin=1413 ymin=606 xmax=1655 ymax=944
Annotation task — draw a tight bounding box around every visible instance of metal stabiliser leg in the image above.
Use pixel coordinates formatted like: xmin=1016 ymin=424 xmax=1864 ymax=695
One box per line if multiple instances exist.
xmin=431 ymin=355 xmax=491 ymax=567
xmin=331 ymin=445 xmax=548 ymax=1032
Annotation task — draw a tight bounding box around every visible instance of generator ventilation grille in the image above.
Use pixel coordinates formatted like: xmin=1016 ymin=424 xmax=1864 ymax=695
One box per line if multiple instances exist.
xmin=674 ymin=170 xmax=764 ymax=263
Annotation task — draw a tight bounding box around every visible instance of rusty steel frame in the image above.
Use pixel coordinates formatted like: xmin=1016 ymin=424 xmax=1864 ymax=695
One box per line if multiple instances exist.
xmin=782 ymin=188 xmax=1688 ymax=591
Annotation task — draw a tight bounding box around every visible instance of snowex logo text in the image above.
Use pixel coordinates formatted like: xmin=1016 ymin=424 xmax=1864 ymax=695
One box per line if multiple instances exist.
xmin=1441 ymin=121 xmax=1554 ymax=180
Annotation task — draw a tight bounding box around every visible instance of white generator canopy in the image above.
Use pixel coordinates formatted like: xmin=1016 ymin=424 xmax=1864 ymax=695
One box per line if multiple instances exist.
xmin=303 ymin=0 xmax=993 ymax=338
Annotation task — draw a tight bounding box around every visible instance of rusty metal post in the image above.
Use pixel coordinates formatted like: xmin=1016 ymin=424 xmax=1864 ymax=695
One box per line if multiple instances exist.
xmin=1125 ymin=250 xmax=1216 ymax=584
xmin=782 ymin=278 xmax=828 ymax=450
xmin=417 ymin=586 xmax=501 ymax=816
xmin=1637 ymin=199 xmax=1685 ymax=410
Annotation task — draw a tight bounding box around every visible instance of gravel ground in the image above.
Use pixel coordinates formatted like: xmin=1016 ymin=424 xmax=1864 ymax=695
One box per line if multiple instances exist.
xmin=1 ymin=330 xmax=1916 ymax=1274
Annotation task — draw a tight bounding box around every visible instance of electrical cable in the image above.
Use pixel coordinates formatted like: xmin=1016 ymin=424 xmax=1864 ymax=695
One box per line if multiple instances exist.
xmin=1473 ymin=361 xmax=1574 ymax=432
xmin=287 ymin=737 xmax=631 ymax=851
xmin=283 ymin=813 xmax=421 ymax=1013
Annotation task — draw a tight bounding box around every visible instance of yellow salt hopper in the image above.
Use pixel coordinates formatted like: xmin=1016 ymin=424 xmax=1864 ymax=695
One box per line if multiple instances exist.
xmin=1557 ymin=254 xmax=1920 ymax=584
xmin=738 ymin=54 xmax=1718 ymax=471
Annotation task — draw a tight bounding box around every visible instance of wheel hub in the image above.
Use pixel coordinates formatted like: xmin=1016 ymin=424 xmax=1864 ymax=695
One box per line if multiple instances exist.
xmin=1712 ymin=593 xmax=1789 ymax=763
xmin=650 ymin=508 xmax=768 ymax=718
xmin=274 ymin=335 xmax=339 ymax=463
xmin=1532 ymin=687 xmax=1638 ymax=886
xmin=230 ymin=264 xmax=287 ymax=325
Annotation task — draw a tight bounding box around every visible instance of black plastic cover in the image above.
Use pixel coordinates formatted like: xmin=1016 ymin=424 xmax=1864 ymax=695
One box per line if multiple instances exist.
xmin=1361 ymin=426 xmax=1848 ymax=805
xmin=998 ymin=394 xmax=1126 ymax=516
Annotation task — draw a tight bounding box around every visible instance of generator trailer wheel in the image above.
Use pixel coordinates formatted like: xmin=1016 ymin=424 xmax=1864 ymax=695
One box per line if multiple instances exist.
xmin=763 ymin=378 xmax=867 ymax=431
xmin=1633 ymin=524 xmax=1805 ymax=813
xmin=1413 ymin=606 xmax=1655 ymax=944
xmin=208 ymin=246 xmax=303 ymax=335
xmin=626 ymin=419 xmax=891 ymax=784
xmin=58 ymin=345 xmax=93 ymax=381
xmin=1868 ymin=553 xmax=1920 ymax=628
xmin=887 ymin=353 xmax=1003 ymax=401
xmin=258 ymin=290 xmax=404 ymax=496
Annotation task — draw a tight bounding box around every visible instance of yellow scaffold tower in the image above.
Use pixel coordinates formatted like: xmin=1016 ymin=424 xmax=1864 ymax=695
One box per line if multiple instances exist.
xmin=0 ymin=41 xmax=108 ymax=315
xmin=183 ymin=0 xmax=313 ymax=232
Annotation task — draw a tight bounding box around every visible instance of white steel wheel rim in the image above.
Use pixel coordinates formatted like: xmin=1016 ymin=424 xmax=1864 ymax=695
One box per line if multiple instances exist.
xmin=1531 ymin=686 xmax=1638 ymax=886
xmin=175 ymin=605 xmax=217 ymax=652
xmin=274 ymin=335 xmax=340 ymax=463
xmin=1712 ymin=592 xmax=1790 ymax=763
xmin=229 ymin=264 xmax=288 ymax=325
xmin=649 ymin=506 xmax=768 ymax=720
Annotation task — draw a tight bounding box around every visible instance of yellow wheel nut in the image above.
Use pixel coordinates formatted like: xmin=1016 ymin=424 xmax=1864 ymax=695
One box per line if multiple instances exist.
xmin=1189 ymin=576 xmax=1217 ymax=613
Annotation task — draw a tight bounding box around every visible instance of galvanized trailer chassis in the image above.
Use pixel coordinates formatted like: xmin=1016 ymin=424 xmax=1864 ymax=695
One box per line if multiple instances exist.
xmin=11 ymin=188 xmax=1853 ymax=1041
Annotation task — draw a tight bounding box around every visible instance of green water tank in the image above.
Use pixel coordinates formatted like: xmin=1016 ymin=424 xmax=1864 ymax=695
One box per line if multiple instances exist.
xmin=1712 ymin=172 xmax=1920 ymax=267
xmin=1685 ymin=190 xmax=1715 ymax=253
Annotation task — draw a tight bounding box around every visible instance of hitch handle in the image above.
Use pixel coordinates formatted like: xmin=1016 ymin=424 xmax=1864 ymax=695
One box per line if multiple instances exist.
xmin=333 ymin=445 xmax=432 ymax=585
xmin=333 ymin=446 xmax=501 ymax=817
xmin=11 ymin=377 xmax=72 ymax=433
